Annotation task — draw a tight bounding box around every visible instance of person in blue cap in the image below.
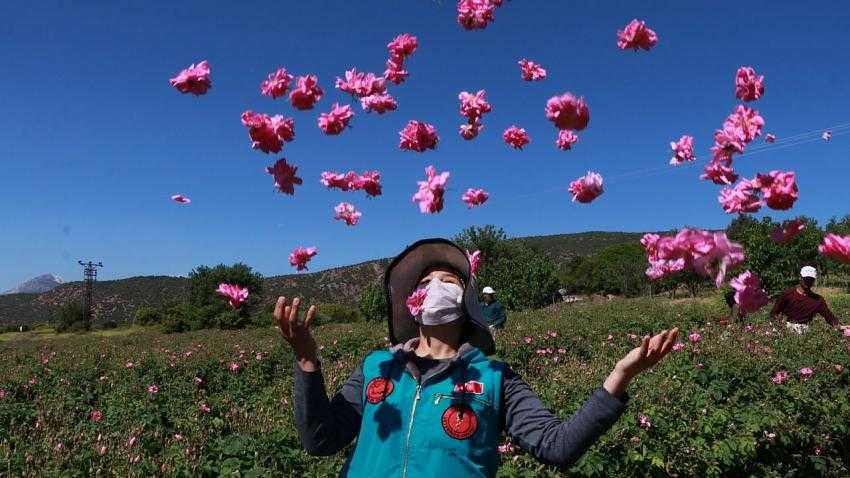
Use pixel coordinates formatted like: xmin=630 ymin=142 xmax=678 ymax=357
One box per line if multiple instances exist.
xmin=277 ymin=238 xmax=678 ymax=478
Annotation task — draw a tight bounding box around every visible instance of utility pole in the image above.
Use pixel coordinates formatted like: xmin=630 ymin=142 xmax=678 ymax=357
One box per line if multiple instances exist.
xmin=78 ymin=260 xmax=103 ymax=322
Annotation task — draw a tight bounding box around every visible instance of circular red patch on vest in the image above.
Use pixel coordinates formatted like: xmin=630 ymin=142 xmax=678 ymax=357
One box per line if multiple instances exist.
xmin=441 ymin=404 xmax=478 ymax=440
xmin=365 ymin=377 xmax=394 ymax=404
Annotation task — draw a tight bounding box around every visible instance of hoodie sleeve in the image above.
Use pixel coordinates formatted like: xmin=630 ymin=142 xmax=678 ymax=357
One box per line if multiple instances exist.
xmin=293 ymin=361 xmax=364 ymax=456
xmin=501 ymin=364 xmax=628 ymax=467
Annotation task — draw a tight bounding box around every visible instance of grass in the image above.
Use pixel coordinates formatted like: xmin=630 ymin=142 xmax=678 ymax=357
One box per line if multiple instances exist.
xmin=2 ymin=292 xmax=850 ymax=476
xmin=0 ymin=324 xmax=147 ymax=342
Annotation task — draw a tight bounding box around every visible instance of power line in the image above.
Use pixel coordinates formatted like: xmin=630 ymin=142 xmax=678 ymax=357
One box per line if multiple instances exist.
xmin=495 ymin=121 xmax=847 ymax=200
xmin=77 ymin=260 xmax=103 ymax=322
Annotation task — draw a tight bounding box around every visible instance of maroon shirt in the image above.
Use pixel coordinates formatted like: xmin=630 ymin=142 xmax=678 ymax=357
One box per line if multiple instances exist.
xmin=770 ymin=287 xmax=839 ymax=326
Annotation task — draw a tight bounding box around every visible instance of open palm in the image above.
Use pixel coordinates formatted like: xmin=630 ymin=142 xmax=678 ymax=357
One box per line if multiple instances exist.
xmin=616 ymin=328 xmax=679 ymax=378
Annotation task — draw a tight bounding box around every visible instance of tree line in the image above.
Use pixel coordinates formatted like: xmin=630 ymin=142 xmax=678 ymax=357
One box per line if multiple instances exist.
xmin=48 ymin=214 xmax=850 ymax=333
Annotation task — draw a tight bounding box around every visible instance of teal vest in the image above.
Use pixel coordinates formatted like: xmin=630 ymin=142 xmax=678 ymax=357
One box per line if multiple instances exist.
xmin=341 ymin=347 xmax=504 ymax=478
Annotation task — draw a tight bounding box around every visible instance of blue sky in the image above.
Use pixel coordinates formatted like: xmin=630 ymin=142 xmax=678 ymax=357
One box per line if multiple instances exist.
xmin=2 ymin=1 xmax=849 ymax=290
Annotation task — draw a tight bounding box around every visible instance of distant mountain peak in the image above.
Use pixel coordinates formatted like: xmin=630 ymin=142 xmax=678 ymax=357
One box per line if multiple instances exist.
xmin=3 ymin=273 xmax=65 ymax=295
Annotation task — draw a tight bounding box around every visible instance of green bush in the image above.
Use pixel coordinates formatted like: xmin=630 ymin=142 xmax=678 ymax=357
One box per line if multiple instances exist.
xmin=0 ymin=324 xmax=29 ymax=333
xmin=562 ymin=243 xmax=650 ymax=297
xmin=160 ymin=302 xmax=200 ymax=334
xmin=215 ymin=309 xmax=251 ymax=330
xmin=99 ymin=320 xmax=119 ymax=330
xmin=727 ymin=215 xmax=826 ymax=294
xmin=250 ymin=311 xmax=275 ymax=327
xmin=133 ymin=306 xmax=163 ymax=326
xmin=54 ymin=301 xmax=90 ymax=333
xmin=454 ymin=225 xmax=560 ymax=310
xmin=484 ymin=247 xmax=561 ymax=310
xmin=315 ymin=303 xmax=361 ymax=325
xmin=188 ymin=263 xmax=264 ymax=313
xmin=195 ymin=304 xmax=225 ymax=330
xmin=358 ymin=281 xmax=388 ymax=322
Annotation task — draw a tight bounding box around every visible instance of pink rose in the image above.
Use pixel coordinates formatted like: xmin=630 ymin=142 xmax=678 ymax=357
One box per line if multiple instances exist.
xmin=260 ymin=68 xmax=293 ymax=99
xmin=266 ymin=158 xmax=303 ymax=196
xmin=771 ymin=371 xmax=789 ymax=385
xmin=335 ymin=68 xmax=386 ymax=98
xmin=289 ymin=247 xmax=318 ymax=271
xmin=545 ymin=92 xmax=590 ymax=131
xmin=361 ymin=94 xmax=398 ymax=114
xmin=171 ymin=194 xmax=191 ymax=205
xmin=819 ymin=234 xmax=850 ymax=264
xmin=334 ymin=202 xmax=362 ymax=226
xmin=568 ymin=171 xmax=604 ymax=203
xmin=771 ymin=219 xmax=805 ymax=244
xmin=399 ymin=120 xmax=439 ymax=152
xmin=216 ymin=283 xmax=249 ymax=309
xmin=462 ymin=189 xmax=489 ymax=209
xmin=617 ymin=19 xmax=658 ymax=51
xmin=503 ymin=126 xmax=530 ymax=149
xmin=240 ymin=111 xmax=295 ymax=154
xmin=638 ymin=413 xmax=652 ymax=429
xmin=670 ymin=135 xmax=695 ymax=165
xmin=518 ymin=59 xmax=546 ymax=81
xmin=729 ymin=271 xmax=769 ymax=314
xmin=556 ymin=130 xmax=578 ymax=151
xmin=406 ymin=288 xmax=428 ymax=316
xmin=289 ymin=75 xmax=323 ymax=110
xmin=169 ymin=60 xmax=211 ymax=95
xmin=412 ymin=166 xmax=449 ymax=214
xmin=318 ymin=103 xmax=354 ymax=135
xmin=467 ymin=250 xmax=481 ymax=276
xmin=735 ymin=66 xmax=765 ymax=102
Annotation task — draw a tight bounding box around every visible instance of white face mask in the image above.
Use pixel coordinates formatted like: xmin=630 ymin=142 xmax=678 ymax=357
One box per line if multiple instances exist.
xmin=416 ymin=278 xmax=464 ymax=326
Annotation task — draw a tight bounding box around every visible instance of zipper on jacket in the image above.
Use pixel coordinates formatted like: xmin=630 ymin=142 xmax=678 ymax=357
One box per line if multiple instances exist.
xmin=432 ymin=392 xmax=492 ymax=408
xmin=401 ymin=383 xmax=422 ymax=478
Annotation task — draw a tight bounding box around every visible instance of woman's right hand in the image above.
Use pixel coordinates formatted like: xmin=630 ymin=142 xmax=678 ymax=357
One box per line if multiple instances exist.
xmin=275 ymin=296 xmax=320 ymax=372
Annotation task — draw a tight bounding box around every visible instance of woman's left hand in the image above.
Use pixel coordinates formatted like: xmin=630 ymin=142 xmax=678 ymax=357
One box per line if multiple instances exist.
xmin=603 ymin=328 xmax=678 ymax=398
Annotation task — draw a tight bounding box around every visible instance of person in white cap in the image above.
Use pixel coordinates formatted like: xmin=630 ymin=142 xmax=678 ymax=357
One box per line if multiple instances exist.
xmin=770 ymin=266 xmax=848 ymax=334
xmin=479 ymin=286 xmax=506 ymax=331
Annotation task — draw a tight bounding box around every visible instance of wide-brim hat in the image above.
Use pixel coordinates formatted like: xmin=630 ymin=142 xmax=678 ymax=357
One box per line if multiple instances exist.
xmin=384 ymin=238 xmax=495 ymax=355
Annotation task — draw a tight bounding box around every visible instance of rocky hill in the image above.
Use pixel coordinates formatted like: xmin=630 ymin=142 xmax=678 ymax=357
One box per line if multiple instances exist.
xmin=3 ymin=273 xmax=65 ymax=295
xmin=0 ymin=232 xmax=643 ymax=326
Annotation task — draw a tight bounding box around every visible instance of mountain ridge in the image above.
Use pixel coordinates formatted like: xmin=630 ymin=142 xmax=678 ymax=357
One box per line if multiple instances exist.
xmin=3 ymin=273 xmax=65 ymax=295
xmin=0 ymin=231 xmax=645 ymax=325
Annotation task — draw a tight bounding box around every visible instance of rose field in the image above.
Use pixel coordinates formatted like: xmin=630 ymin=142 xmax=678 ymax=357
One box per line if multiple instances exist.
xmin=3 ymin=292 xmax=850 ymax=477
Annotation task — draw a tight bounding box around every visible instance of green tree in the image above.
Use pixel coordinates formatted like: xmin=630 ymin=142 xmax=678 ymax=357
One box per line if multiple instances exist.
xmin=587 ymin=243 xmax=650 ymax=297
xmin=133 ymin=306 xmax=163 ymax=326
xmin=55 ymin=301 xmax=90 ymax=333
xmin=654 ymin=270 xmax=712 ymax=298
xmin=315 ymin=303 xmax=362 ymax=325
xmin=161 ymin=302 xmax=200 ymax=334
xmin=484 ymin=246 xmax=561 ymax=310
xmin=453 ymin=225 xmax=518 ymax=277
xmin=186 ymin=263 xmax=264 ymax=328
xmin=559 ymin=256 xmax=592 ymax=293
xmin=358 ymin=281 xmax=388 ymax=322
xmin=188 ymin=263 xmax=264 ymax=309
xmin=730 ymin=215 xmax=824 ymax=294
